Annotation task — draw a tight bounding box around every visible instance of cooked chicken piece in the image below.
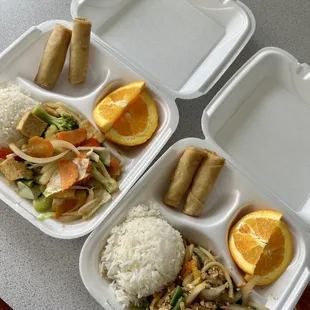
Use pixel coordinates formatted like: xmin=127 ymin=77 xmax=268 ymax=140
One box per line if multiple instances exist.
xmin=189 ymin=301 xmax=217 ymax=310
xmin=0 ymin=157 xmax=32 ymax=182
xmin=16 ymin=111 xmax=48 ymax=138
xmin=199 ymin=301 xmax=217 ymax=310
xmin=158 ymin=286 xmax=174 ymax=309
xmin=207 ymin=267 xmax=224 ymax=281
xmin=158 ymin=304 xmax=171 ymax=310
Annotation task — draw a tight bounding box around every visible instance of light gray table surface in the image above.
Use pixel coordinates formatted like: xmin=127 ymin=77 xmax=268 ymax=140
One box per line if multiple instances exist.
xmin=0 ymin=0 xmax=309 ymax=309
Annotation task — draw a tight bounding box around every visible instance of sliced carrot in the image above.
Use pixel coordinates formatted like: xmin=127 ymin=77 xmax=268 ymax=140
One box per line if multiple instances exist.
xmin=58 ymin=160 xmax=79 ymax=191
xmin=55 ymin=199 xmax=77 ymax=219
xmin=182 ymin=260 xmax=194 ymax=279
xmin=27 ymin=137 xmax=54 ymax=158
xmin=56 ymin=128 xmax=87 ymax=146
xmin=80 ymin=138 xmax=101 ymax=147
xmin=75 ymin=174 xmax=92 ymax=185
xmin=107 ymin=157 xmax=121 ymax=177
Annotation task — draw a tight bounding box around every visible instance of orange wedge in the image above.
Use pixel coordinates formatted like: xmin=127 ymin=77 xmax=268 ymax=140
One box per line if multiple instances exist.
xmin=93 ymin=81 xmax=145 ymax=133
xmin=105 ymin=90 xmax=158 ymax=146
xmin=245 ymin=220 xmax=293 ymax=285
xmin=228 ymin=209 xmax=283 ymax=275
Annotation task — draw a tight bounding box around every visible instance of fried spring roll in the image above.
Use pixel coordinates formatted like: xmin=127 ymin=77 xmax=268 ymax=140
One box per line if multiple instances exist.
xmin=34 ymin=24 xmax=72 ymax=89
xmin=183 ymin=150 xmax=225 ymax=217
xmin=69 ymin=18 xmax=92 ymax=84
xmin=164 ymin=147 xmax=205 ymax=208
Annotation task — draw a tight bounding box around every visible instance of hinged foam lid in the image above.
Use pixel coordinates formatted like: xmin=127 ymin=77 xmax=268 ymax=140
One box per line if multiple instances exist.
xmin=71 ymin=0 xmax=255 ymax=99
xmin=202 ymin=47 xmax=310 ymax=226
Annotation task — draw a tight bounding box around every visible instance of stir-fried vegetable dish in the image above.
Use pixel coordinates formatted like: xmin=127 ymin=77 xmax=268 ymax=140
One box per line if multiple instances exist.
xmin=135 ymin=239 xmax=267 ymax=310
xmin=0 ymin=102 xmax=122 ymax=222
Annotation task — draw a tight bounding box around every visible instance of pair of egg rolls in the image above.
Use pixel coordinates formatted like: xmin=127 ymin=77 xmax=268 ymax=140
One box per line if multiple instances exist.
xmin=164 ymin=147 xmax=225 ymax=217
xmin=35 ymin=18 xmax=91 ymax=89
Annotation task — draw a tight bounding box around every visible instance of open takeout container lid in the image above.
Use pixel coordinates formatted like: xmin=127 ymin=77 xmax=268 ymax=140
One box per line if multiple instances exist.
xmin=80 ymin=47 xmax=310 ymax=310
xmin=71 ymin=0 xmax=255 ymax=100
xmin=202 ymin=46 xmax=310 ymax=228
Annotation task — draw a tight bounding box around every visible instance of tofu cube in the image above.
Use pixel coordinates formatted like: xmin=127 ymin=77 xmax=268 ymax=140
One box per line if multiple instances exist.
xmin=0 ymin=157 xmax=33 ymax=182
xmin=16 ymin=112 xmax=48 ymax=138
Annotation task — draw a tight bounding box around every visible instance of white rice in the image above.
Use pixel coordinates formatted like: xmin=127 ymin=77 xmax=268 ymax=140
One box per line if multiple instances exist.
xmin=100 ymin=203 xmax=185 ymax=306
xmin=0 ymin=83 xmax=40 ymax=148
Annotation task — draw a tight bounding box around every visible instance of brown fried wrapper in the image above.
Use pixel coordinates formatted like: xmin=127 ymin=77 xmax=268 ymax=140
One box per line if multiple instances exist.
xmin=163 ymin=147 xmax=205 ymax=208
xmin=34 ymin=24 xmax=72 ymax=89
xmin=69 ymin=18 xmax=92 ymax=84
xmin=183 ymin=149 xmax=225 ymax=217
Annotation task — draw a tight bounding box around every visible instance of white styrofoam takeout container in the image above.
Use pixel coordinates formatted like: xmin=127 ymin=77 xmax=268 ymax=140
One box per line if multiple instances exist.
xmin=0 ymin=0 xmax=255 ymax=238
xmin=79 ymin=47 xmax=310 ymax=310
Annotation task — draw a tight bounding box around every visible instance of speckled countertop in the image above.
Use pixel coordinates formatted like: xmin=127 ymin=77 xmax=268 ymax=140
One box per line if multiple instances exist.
xmin=0 ymin=0 xmax=309 ymax=309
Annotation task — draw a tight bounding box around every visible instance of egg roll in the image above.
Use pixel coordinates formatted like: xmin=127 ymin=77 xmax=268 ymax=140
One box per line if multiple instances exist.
xmin=69 ymin=18 xmax=92 ymax=85
xmin=164 ymin=147 xmax=205 ymax=208
xmin=183 ymin=150 xmax=225 ymax=217
xmin=34 ymin=24 xmax=72 ymax=89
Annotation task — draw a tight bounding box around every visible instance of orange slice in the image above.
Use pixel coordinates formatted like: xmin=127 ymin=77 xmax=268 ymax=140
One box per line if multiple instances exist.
xmin=245 ymin=220 xmax=293 ymax=285
xmin=228 ymin=209 xmax=283 ymax=275
xmin=105 ymin=90 xmax=158 ymax=146
xmin=93 ymin=81 xmax=145 ymax=133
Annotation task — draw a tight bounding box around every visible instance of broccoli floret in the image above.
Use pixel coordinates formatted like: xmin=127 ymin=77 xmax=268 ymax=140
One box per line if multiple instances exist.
xmin=32 ymin=105 xmax=79 ymax=132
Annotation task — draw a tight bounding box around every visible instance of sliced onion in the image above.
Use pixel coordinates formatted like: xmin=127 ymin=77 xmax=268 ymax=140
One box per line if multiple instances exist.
xmin=198 ymin=246 xmax=216 ymax=262
xmin=50 ymin=140 xmax=80 ymax=156
xmin=86 ymin=188 xmax=95 ymax=202
xmin=9 ymin=143 xmax=69 ymax=164
xmin=184 ymin=244 xmax=194 ymax=262
xmin=58 ymin=211 xmax=82 ymax=223
xmin=183 ymin=273 xmax=194 ymax=286
xmin=199 ymin=283 xmax=228 ymax=301
xmin=84 ymin=148 xmax=100 ymax=162
xmin=79 ymin=189 xmax=111 ymax=219
xmin=77 ymin=198 xmax=99 ymax=215
xmin=89 ymin=152 xmax=99 ymax=162
xmin=86 ymin=148 xmax=93 ymax=156
xmin=241 ymin=276 xmax=258 ymax=306
xmin=185 ymin=281 xmax=206 ymax=306
xmin=39 ymin=164 xmax=58 ymax=185
xmin=202 ymin=262 xmax=234 ymax=299
xmin=40 ymin=162 xmax=57 ymax=174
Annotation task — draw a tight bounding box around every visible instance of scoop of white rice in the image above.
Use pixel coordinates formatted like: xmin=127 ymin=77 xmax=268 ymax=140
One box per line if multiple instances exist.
xmin=101 ymin=204 xmax=185 ymax=306
xmin=0 ymin=83 xmax=40 ymax=148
